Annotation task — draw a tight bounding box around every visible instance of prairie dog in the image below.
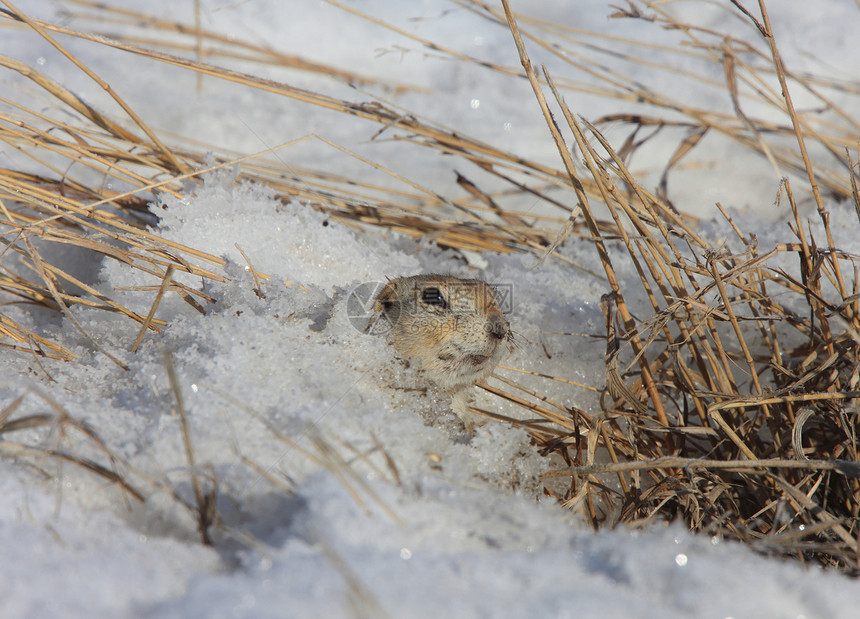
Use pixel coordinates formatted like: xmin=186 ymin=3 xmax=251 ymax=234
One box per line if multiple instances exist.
xmin=372 ymin=274 xmax=511 ymax=426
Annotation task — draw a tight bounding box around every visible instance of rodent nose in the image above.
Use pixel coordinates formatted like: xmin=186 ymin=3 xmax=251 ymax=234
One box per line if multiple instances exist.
xmin=487 ymin=313 xmax=509 ymax=340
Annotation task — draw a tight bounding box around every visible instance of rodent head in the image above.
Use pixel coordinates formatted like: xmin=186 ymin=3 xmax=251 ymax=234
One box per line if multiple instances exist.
xmin=373 ymin=274 xmax=511 ymax=392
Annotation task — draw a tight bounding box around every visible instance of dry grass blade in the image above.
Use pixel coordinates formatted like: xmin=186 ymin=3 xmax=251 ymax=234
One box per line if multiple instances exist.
xmin=308 ymin=428 xmax=403 ymax=524
xmin=59 ymin=0 xmax=416 ymax=91
xmin=0 ymin=389 xmax=145 ymax=502
xmin=0 ymin=0 xmax=184 ymax=173
xmin=21 ymin=234 xmax=129 ymax=370
xmin=131 ymin=265 xmax=174 ymax=353
xmin=309 ymin=529 xmax=394 ymax=619
xmin=0 ymin=440 xmax=145 ymax=501
xmin=164 ymin=351 xmax=215 ymax=546
xmin=550 ymin=456 xmax=860 ymax=477
xmin=0 ymin=54 xmax=138 ymax=142
xmin=461 ymin=0 xmax=860 ymax=202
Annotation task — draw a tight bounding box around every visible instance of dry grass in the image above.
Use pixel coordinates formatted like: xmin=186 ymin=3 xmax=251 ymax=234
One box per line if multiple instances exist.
xmin=2 ymin=0 xmax=860 ymax=574
xmin=490 ymin=0 xmax=860 ymax=573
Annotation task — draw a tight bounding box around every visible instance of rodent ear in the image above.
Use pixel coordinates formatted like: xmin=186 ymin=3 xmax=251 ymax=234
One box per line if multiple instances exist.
xmin=374 ymin=280 xmax=398 ymax=313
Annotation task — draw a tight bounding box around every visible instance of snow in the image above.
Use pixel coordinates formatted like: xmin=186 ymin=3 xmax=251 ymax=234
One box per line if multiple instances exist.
xmin=2 ymin=0 xmax=860 ymax=617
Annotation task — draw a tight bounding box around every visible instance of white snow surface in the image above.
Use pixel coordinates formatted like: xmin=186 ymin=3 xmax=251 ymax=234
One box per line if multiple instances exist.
xmin=2 ymin=1 xmax=860 ymax=617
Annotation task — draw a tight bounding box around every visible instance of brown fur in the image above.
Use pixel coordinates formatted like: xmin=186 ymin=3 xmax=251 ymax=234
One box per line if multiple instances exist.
xmin=373 ymin=274 xmax=511 ymax=427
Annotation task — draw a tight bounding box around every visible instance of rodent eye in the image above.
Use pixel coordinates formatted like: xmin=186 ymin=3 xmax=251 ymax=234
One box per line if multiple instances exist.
xmin=421 ymin=286 xmax=448 ymax=309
